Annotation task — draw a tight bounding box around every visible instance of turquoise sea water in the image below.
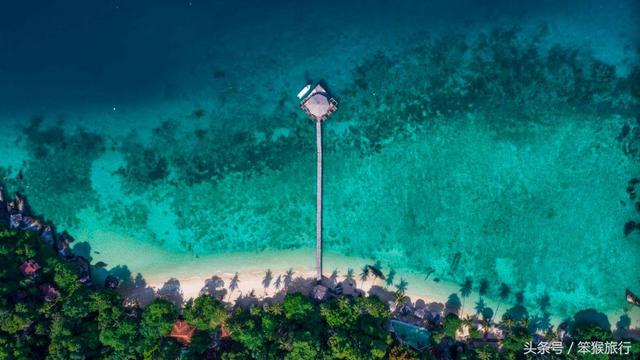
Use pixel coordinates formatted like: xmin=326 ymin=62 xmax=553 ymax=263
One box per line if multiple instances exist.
xmin=1 ymin=0 xmax=639 ymax=324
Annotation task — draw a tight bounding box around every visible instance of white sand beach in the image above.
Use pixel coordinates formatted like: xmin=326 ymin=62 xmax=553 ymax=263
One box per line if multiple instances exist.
xmin=110 ymin=245 xmax=640 ymax=333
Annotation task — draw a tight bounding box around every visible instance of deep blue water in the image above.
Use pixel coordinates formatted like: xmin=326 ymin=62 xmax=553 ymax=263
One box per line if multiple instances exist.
xmin=2 ymin=0 xmax=637 ymax=112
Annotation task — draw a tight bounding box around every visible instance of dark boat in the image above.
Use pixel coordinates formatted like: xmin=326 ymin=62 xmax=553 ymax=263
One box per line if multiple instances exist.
xmin=626 ymin=289 xmax=640 ymax=307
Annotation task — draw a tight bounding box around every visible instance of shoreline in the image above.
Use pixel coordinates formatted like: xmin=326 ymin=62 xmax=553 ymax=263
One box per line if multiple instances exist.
xmin=111 ymin=247 xmax=640 ymax=333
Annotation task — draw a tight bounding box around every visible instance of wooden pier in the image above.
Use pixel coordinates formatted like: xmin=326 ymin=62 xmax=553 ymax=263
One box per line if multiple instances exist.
xmin=299 ymin=83 xmax=337 ymax=282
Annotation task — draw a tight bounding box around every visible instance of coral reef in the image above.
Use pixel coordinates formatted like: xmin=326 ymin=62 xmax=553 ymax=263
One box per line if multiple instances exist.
xmin=1 ymin=117 xmax=105 ymax=227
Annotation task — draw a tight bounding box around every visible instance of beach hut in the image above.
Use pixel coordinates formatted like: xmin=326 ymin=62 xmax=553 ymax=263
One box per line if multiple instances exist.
xmin=298 ymin=83 xmax=338 ymax=282
xmin=19 ymin=259 xmax=40 ymax=276
xmin=300 ymin=84 xmax=338 ymax=122
xmin=169 ymin=320 xmax=197 ymax=346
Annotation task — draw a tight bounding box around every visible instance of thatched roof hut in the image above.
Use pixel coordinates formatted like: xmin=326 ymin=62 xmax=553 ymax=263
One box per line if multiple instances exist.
xmin=20 ymin=259 xmax=40 ymax=276
xmin=300 ymin=84 xmax=337 ymax=122
xmin=169 ymin=320 xmax=196 ymax=346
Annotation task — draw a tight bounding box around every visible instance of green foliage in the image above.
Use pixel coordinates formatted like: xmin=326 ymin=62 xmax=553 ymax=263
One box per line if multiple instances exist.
xmin=321 ymin=297 xmax=361 ymax=330
xmin=0 ymin=228 xmax=104 ymax=359
xmin=388 ymin=344 xmax=420 ymax=360
xmin=474 ymin=345 xmax=500 ymax=360
xmin=284 ymin=339 xmax=319 ymax=360
xmin=89 ymin=291 xmax=139 ymax=358
xmin=142 ymin=338 xmax=181 ymax=360
xmin=184 ymin=294 xmax=228 ymax=331
xmin=140 ymin=299 xmax=179 ymax=340
xmin=223 ymin=293 xmax=393 ymax=359
xmin=500 ymin=325 xmax=533 ymax=359
xmin=443 ymin=313 xmax=462 ymax=338
xmin=283 ymin=293 xmax=317 ymax=323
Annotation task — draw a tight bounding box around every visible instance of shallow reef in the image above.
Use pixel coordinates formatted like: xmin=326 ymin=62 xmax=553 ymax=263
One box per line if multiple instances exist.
xmin=1 ymin=26 xmax=638 ymax=319
xmin=1 ymin=116 xmax=105 ymax=227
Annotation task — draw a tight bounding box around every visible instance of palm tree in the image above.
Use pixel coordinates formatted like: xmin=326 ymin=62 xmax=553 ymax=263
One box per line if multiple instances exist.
xmin=385 ymin=268 xmax=396 ymax=288
xmin=461 ymin=315 xmax=473 ymax=336
xmin=395 ymin=278 xmax=408 ymax=295
xmin=283 ymin=268 xmax=294 ymax=290
xmin=345 ymin=268 xmax=354 ymax=282
xmin=493 ymin=283 xmax=511 ymax=321
xmin=537 ymin=294 xmax=550 ymax=312
xmin=480 ymin=319 xmax=490 ymax=339
xmin=476 ymin=346 xmax=497 ymax=360
xmin=274 ymin=275 xmax=282 ymax=291
xmin=502 ymin=315 xmax=515 ymax=330
xmin=460 ymin=277 xmax=473 ymax=312
xmin=478 ymin=279 xmax=489 ymax=299
xmin=394 ymin=290 xmax=407 ymax=306
xmin=262 ymin=269 xmax=273 ymax=291
xmin=514 ymin=290 xmax=524 ymax=305
xmin=474 ymin=298 xmax=486 ymax=316
xmin=228 ymin=272 xmax=240 ymax=300
xmin=367 ymin=263 xmax=385 ymax=286
xmin=329 ymin=269 xmax=339 ymax=287
xmin=424 ymin=266 xmax=435 ymax=280
xmin=359 ymin=265 xmax=370 ymax=287
xmin=372 ymin=260 xmax=383 ymax=275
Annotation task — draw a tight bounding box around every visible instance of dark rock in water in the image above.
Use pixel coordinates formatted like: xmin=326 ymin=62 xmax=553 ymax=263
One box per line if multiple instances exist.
xmin=192 ymin=108 xmax=205 ymax=118
xmin=75 ymin=256 xmax=92 ymax=284
xmin=57 ymin=240 xmax=73 ymax=259
xmin=94 ymin=261 xmax=108 ymax=268
xmin=213 ymin=69 xmax=226 ymax=79
xmin=636 ymin=202 xmax=640 ymax=213
xmin=623 ymin=221 xmax=638 ymax=236
xmin=9 ymin=213 xmax=22 ymax=229
xmin=41 ymin=226 xmax=55 ymax=246
xmin=622 ymin=127 xmax=640 ymax=159
xmin=60 ymin=231 xmax=75 ymax=243
xmin=628 ymin=178 xmax=640 ymax=200
xmin=433 ymin=278 xmax=440 ymax=283
xmin=105 ymin=275 xmax=119 ymax=289
xmin=20 ymin=216 xmax=42 ymax=232
xmin=616 ymin=124 xmax=630 ymax=141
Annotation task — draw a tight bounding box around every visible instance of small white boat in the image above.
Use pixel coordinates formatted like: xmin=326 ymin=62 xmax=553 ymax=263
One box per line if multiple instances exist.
xmin=297 ymin=83 xmax=312 ymax=99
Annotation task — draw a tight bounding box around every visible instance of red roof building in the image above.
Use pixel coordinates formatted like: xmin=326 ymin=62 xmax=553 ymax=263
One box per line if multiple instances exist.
xmin=40 ymin=284 xmax=60 ymax=302
xmin=169 ymin=320 xmax=196 ymax=346
xmin=219 ymin=324 xmax=230 ymax=339
xmin=20 ymin=259 xmax=40 ymax=276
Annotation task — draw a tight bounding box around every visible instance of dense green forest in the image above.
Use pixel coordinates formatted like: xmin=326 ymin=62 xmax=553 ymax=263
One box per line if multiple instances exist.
xmin=0 ymin=225 xmax=417 ymax=359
